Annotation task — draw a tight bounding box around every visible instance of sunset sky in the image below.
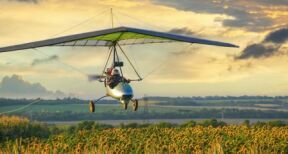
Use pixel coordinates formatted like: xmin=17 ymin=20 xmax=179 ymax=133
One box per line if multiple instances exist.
xmin=0 ymin=0 xmax=287 ymax=99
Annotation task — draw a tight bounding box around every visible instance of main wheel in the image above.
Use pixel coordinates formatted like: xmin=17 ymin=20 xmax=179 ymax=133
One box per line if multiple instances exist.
xmin=132 ymin=99 xmax=138 ymax=111
xmin=89 ymin=101 xmax=95 ymax=112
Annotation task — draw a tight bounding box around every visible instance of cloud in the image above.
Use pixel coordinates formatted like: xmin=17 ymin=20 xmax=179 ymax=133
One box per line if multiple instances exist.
xmin=151 ymin=0 xmax=288 ymax=32
xmin=236 ymin=44 xmax=279 ymax=59
xmin=31 ymin=55 xmax=59 ymax=66
xmin=168 ymin=45 xmax=201 ymax=56
xmin=168 ymin=27 xmax=195 ymax=35
xmin=7 ymin=0 xmax=39 ymax=4
xmin=0 ymin=75 xmax=66 ymax=99
xmin=236 ymin=28 xmax=288 ymax=60
xmin=227 ymin=62 xmax=253 ymax=72
xmin=264 ymin=28 xmax=288 ymax=43
xmin=259 ymin=0 xmax=288 ymax=5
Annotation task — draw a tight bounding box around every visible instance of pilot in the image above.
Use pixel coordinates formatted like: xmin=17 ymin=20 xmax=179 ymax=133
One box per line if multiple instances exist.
xmin=107 ymin=68 xmax=130 ymax=88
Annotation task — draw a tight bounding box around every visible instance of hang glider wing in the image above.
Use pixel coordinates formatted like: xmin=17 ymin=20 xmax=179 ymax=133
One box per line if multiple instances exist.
xmin=0 ymin=26 xmax=238 ymax=52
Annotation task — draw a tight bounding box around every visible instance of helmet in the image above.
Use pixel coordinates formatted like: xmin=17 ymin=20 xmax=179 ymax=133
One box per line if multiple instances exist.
xmin=112 ymin=69 xmax=120 ymax=75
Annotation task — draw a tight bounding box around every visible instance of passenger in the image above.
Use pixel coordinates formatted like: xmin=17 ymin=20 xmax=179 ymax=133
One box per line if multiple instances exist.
xmin=107 ymin=68 xmax=130 ymax=88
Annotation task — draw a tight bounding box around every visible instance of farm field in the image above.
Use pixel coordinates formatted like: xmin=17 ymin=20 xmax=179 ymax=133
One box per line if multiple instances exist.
xmin=0 ymin=116 xmax=287 ymax=153
xmin=1 ymin=98 xmax=288 ymax=121
xmin=0 ymin=104 xmax=179 ymax=113
xmin=2 ymin=103 xmax=287 ymax=114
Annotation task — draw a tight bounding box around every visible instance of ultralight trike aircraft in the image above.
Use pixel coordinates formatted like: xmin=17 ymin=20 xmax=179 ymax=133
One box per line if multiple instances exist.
xmin=0 ymin=26 xmax=238 ymax=112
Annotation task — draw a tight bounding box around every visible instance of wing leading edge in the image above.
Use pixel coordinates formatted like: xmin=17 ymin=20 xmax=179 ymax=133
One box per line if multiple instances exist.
xmin=0 ymin=26 xmax=238 ymax=52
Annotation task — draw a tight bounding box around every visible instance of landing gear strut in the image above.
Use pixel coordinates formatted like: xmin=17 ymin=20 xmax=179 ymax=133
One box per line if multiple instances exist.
xmin=89 ymin=96 xmax=107 ymax=113
xmin=132 ymin=99 xmax=138 ymax=111
xmin=123 ymin=102 xmax=128 ymax=110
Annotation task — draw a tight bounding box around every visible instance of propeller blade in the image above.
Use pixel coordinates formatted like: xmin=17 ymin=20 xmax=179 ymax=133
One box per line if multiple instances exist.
xmin=87 ymin=74 xmax=105 ymax=81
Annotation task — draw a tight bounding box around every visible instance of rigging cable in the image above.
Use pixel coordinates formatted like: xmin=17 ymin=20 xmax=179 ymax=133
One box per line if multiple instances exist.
xmin=101 ymin=47 xmax=113 ymax=76
xmin=113 ymin=11 xmax=124 ymax=27
xmin=33 ymin=48 xmax=88 ymax=77
xmin=115 ymin=10 xmax=171 ymax=31
xmin=30 ymin=8 xmax=114 ymax=78
xmin=50 ymin=8 xmax=109 ymax=37
xmin=142 ymin=44 xmax=193 ymax=80
xmin=114 ymin=9 xmax=190 ymax=80
xmin=0 ymin=9 xmax=113 ymax=114
xmin=117 ymin=43 xmax=142 ymax=80
xmin=127 ymin=45 xmax=141 ymax=77
xmin=110 ymin=8 xmax=114 ymax=28
xmin=115 ymin=46 xmax=124 ymax=78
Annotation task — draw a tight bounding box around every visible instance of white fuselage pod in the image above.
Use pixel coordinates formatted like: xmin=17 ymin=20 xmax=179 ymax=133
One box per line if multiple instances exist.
xmin=106 ymin=81 xmax=133 ymax=102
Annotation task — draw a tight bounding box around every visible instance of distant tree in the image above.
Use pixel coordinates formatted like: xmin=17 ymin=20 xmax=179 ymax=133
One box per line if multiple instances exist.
xmin=93 ymin=123 xmax=113 ymax=130
xmin=267 ymin=120 xmax=286 ymax=127
xmin=201 ymin=119 xmax=226 ymax=127
xmin=154 ymin=122 xmax=176 ymax=128
xmin=77 ymin=121 xmax=95 ymax=130
xmin=253 ymin=121 xmax=266 ymax=127
xmin=242 ymin=120 xmax=250 ymax=127
xmin=67 ymin=125 xmax=76 ymax=134
xmin=121 ymin=123 xmax=139 ymax=128
xmin=180 ymin=120 xmax=196 ymax=128
xmin=49 ymin=125 xmax=63 ymax=135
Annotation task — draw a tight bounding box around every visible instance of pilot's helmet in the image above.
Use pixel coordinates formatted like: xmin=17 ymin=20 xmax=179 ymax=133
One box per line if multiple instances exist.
xmin=112 ymin=69 xmax=120 ymax=75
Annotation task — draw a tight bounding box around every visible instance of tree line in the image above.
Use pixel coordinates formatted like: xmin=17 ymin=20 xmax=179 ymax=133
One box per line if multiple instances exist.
xmin=14 ymin=108 xmax=288 ymax=121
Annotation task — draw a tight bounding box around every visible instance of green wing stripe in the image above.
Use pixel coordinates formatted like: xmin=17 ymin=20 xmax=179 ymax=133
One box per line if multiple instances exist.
xmin=85 ymin=31 xmax=168 ymax=42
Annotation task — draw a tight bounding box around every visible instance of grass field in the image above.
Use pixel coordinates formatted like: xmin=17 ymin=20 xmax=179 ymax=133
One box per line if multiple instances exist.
xmin=1 ymin=103 xmax=286 ymax=114
xmin=1 ymin=102 xmax=288 ymax=123
xmin=1 ymin=98 xmax=287 ymax=123
xmin=0 ymin=104 xmax=200 ymax=114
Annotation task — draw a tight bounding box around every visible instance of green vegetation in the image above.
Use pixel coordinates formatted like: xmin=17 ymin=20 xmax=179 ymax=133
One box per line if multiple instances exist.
xmin=151 ymin=96 xmax=288 ymax=106
xmin=0 ymin=116 xmax=287 ymax=153
xmin=0 ymin=97 xmax=287 ymax=121
xmin=0 ymin=116 xmax=52 ymax=142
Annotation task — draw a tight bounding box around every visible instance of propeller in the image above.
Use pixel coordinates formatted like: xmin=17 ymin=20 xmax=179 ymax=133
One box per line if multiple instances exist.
xmin=87 ymin=74 xmax=106 ymax=81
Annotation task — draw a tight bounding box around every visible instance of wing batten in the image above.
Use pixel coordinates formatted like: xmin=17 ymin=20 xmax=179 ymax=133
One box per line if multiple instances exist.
xmin=0 ymin=27 xmax=125 ymax=52
xmin=0 ymin=26 xmax=238 ymax=52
